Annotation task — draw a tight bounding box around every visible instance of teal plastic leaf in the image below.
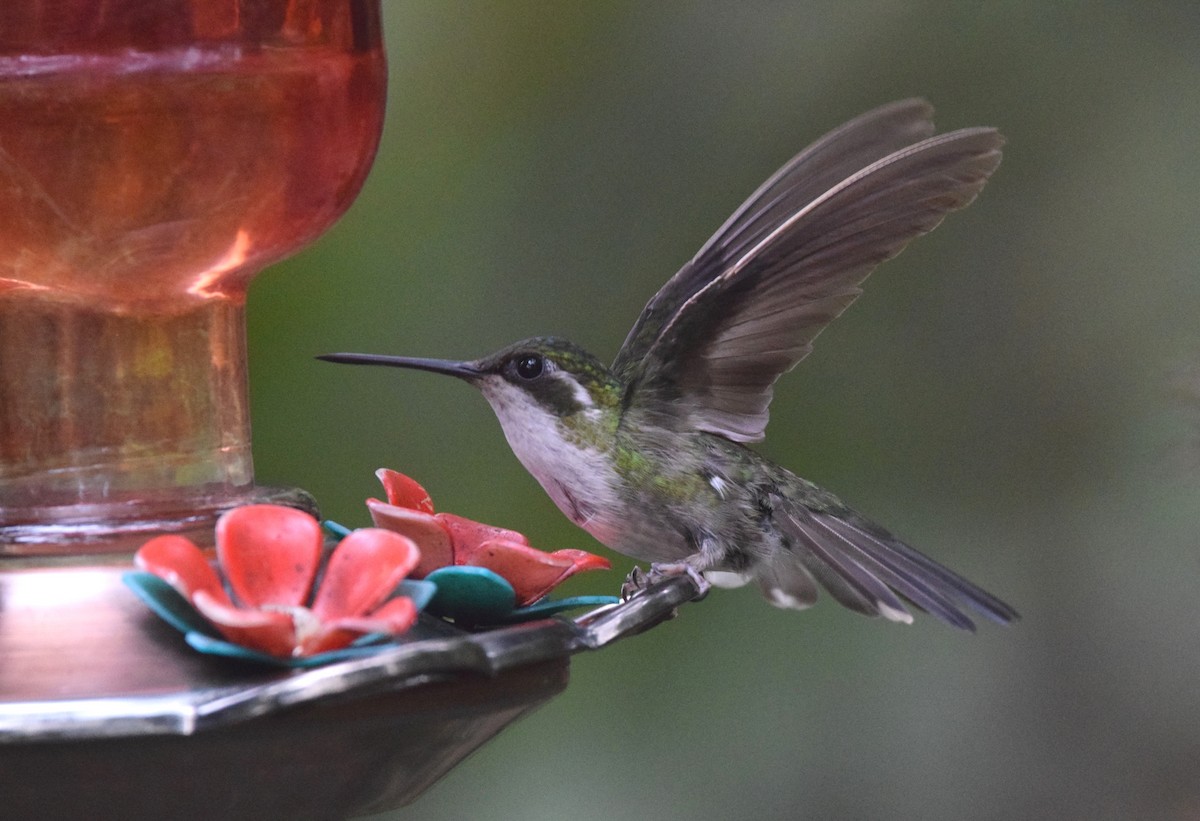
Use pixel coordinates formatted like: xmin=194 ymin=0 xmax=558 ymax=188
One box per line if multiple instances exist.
xmin=321 ymin=519 xmax=353 ymax=540
xmin=396 ymin=578 xmax=437 ymax=612
xmin=425 ymin=566 xmax=516 ymax=624
xmin=122 ymin=572 xmax=221 ymax=638
xmin=501 ymin=595 xmax=621 ymax=623
xmin=184 ymin=631 xmax=410 ymax=668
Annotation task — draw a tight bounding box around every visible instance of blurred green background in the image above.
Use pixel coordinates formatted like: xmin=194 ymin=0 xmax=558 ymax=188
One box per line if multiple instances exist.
xmin=248 ymin=3 xmax=1200 ymax=820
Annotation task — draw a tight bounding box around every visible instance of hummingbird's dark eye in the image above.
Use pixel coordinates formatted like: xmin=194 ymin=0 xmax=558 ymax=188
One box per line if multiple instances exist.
xmin=515 ymin=354 xmax=545 ymax=380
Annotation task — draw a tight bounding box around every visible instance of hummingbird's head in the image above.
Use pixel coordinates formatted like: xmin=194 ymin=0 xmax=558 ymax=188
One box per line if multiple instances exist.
xmin=472 ymin=337 xmax=621 ymax=420
xmin=318 ymin=336 xmax=622 ymax=423
xmin=319 ymin=338 xmax=624 ymax=493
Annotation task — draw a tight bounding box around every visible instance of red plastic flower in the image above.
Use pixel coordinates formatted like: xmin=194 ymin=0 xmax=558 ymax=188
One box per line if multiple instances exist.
xmin=366 ymin=468 xmax=610 ymax=606
xmin=136 ymin=504 xmax=421 ymax=658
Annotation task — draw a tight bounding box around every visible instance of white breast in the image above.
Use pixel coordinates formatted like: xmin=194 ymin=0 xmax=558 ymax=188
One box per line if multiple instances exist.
xmin=479 ymin=379 xmax=622 ymax=544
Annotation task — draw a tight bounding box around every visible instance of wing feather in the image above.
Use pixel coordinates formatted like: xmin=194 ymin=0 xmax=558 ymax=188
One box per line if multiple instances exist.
xmin=616 ymin=103 xmax=1002 ymax=443
xmin=615 ymin=98 xmax=938 ymax=377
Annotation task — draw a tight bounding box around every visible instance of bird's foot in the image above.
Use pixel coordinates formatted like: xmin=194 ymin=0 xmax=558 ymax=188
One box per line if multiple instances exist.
xmin=621 ymin=562 xmax=711 ymax=602
xmin=620 ymin=566 xmax=649 ymax=601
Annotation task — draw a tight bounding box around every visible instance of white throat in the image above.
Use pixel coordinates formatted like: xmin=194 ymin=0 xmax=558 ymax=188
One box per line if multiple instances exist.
xmin=478 ymin=378 xmax=620 ymax=543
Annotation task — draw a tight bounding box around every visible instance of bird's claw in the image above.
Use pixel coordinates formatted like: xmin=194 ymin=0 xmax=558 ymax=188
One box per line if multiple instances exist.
xmin=620 ymin=566 xmax=649 ymax=601
xmin=621 ymin=562 xmax=711 ymax=602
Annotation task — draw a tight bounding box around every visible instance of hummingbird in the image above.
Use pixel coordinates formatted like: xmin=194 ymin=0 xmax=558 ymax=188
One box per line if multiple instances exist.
xmin=320 ymin=99 xmax=1018 ymax=630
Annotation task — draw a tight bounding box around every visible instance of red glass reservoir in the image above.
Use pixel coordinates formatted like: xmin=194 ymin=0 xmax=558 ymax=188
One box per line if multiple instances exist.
xmin=0 ymin=2 xmax=387 ymax=551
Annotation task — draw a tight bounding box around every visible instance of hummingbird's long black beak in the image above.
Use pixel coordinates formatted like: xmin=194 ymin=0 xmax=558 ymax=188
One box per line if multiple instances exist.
xmin=316 ymin=353 xmax=483 ymax=381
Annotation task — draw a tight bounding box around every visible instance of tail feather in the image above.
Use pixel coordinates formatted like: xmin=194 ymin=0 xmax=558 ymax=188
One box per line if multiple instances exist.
xmin=753 ymin=556 xmax=819 ymax=611
xmin=824 ymin=513 xmax=1019 ymax=627
xmin=809 ymin=514 xmax=978 ymax=630
xmin=762 ymin=496 xmax=1018 ymax=631
xmin=784 ymin=510 xmax=915 ymax=623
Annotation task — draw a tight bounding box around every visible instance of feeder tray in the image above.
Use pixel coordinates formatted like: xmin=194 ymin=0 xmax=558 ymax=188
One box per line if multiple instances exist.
xmin=0 ymin=563 xmax=699 ymax=820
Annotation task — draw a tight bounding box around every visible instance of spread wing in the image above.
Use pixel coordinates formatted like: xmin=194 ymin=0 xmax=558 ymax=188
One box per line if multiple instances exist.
xmin=613 ymin=100 xmax=1003 ymax=441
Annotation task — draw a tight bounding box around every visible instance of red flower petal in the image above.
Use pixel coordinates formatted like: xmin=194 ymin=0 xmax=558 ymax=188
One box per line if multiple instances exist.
xmin=136 ymin=535 xmax=232 ymax=606
xmin=216 ymin=504 xmax=323 ymax=608
xmin=436 ymin=512 xmax=529 ymax=564
xmin=311 ymin=528 xmax=420 ymax=621
xmin=192 ymin=590 xmax=299 ymax=657
xmin=466 ymin=538 xmax=604 ymax=606
xmin=376 ymin=468 xmax=434 ymax=513
xmin=548 ymin=549 xmax=612 ymax=573
xmin=294 ymin=624 xmax=358 ymax=656
xmin=367 ymin=498 xmax=452 ymax=577
xmin=300 ymin=597 xmax=420 ymax=655
xmin=331 ymin=596 xmax=419 ymax=637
